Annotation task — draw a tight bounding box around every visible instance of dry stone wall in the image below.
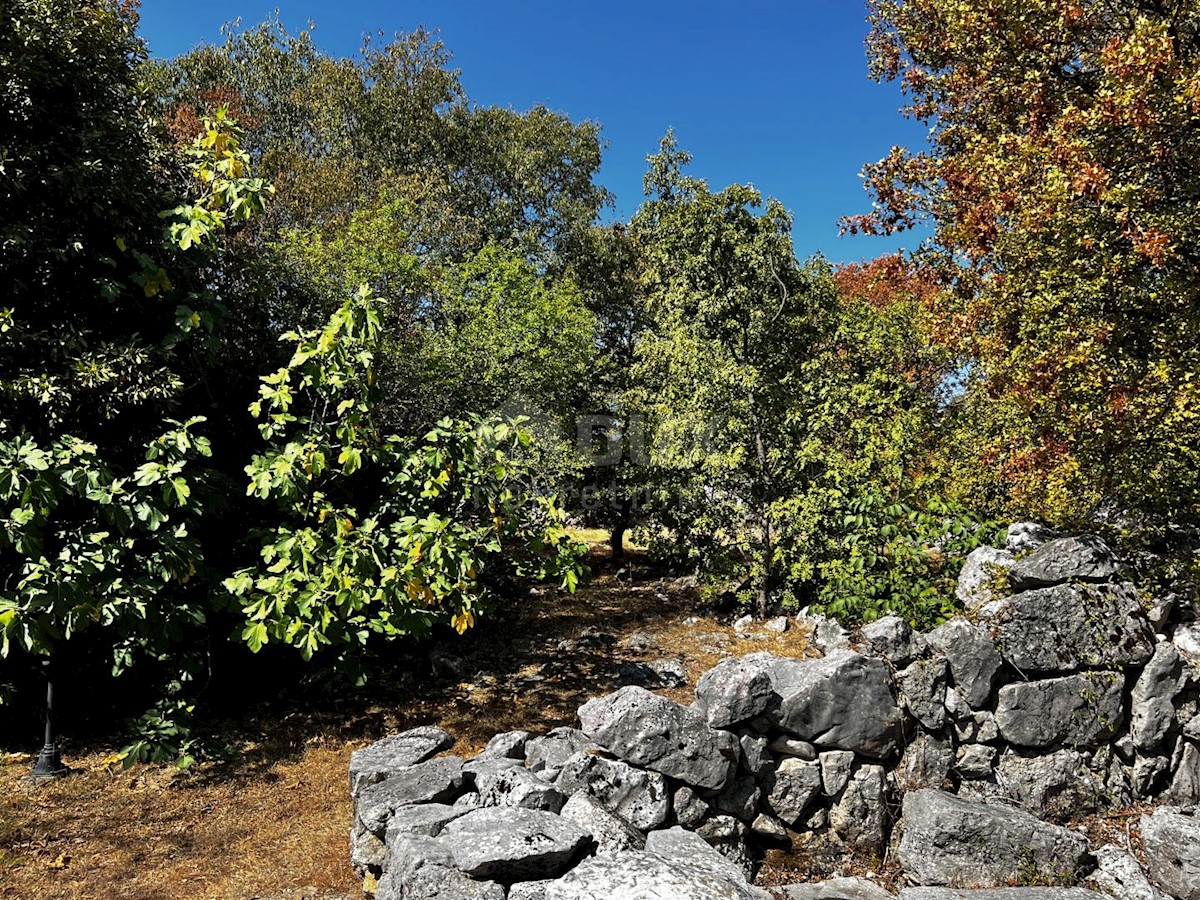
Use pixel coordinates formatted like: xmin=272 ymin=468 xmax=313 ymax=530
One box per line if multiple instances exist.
xmin=347 ymin=528 xmax=1200 ymax=899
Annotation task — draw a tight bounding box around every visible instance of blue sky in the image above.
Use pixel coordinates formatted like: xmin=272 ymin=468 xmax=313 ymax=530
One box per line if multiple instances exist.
xmin=137 ymin=1 xmax=930 ymax=264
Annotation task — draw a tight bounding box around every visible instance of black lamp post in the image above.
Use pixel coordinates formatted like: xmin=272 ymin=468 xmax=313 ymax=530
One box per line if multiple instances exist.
xmin=31 ymin=657 xmax=68 ymax=779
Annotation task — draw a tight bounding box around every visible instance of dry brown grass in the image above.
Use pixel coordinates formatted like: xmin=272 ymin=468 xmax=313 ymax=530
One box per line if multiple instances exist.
xmin=0 ymin=543 xmax=815 ymax=900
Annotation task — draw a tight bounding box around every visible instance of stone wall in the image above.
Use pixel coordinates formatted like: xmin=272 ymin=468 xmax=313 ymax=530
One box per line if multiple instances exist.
xmin=346 ymin=529 xmax=1200 ymax=899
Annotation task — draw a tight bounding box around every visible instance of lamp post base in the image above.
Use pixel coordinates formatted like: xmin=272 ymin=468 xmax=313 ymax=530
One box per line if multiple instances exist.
xmin=30 ymin=744 xmax=69 ymax=779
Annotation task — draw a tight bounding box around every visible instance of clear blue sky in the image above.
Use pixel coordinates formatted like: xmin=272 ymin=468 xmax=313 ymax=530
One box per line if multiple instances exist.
xmin=137 ymin=1 xmax=930 ymax=264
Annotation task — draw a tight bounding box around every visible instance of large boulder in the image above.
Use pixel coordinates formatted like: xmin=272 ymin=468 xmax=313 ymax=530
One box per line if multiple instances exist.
xmin=978 ymin=582 xmax=1154 ymax=674
xmin=577 ymin=686 xmax=739 ymax=790
xmin=349 ymin=726 xmax=456 ymax=796
xmin=475 ymin=764 xmax=565 ymax=813
xmin=559 ymin=791 xmax=645 ymax=853
xmin=925 ymin=619 xmax=1003 ymax=709
xmin=995 ymin=672 xmax=1125 ymax=748
xmin=957 ymin=545 xmax=1016 ymax=610
xmin=555 ymin=750 xmax=671 ymax=831
xmin=1008 ymin=535 xmax=1119 ymax=590
xmin=1089 ymin=843 xmax=1171 ymax=900
xmin=1141 ymin=807 xmax=1200 ymax=900
xmin=436 ymin=807 xmax=591 ymax=882
xmin=695 ymin=655 xmax=777 ymax=728
xmin=644 ymin=826 xmax=751 ymax=889
xmin=543 ymin=849 xmax=768 ymax=899
xmin=898 ymin=790 xmax=1090 ymax=887
xmin=760 ymin=650 xmax=904 ymax=758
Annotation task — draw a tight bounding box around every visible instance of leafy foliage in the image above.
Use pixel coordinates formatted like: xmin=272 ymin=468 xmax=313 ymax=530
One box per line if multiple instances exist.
xmin=818 ymin=493 xmax=1005 ymax=629
xmin=224 ymin=289 xmax=587 ymax=662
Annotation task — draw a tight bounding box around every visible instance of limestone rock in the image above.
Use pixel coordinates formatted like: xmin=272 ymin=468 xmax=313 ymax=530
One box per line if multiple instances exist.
xmin=525 ymin=727 xmax=598 ymax=781
xmin=955 ymin=743 xmax=997 ymax=780
xmin=1168 ymin=741 xmax=1200 ymax=805
xmin=764 ymin=757 xmax=823 ymax=826
xmin=383 ymin=803 xmax=468 ymax=842
xmin=508 ymin=882 xmax=555 ymax=900
xmin=775 ymin=877 xmax=896 ymax=899
xmin=995 ymin=672 xmax=1125 ymax=748
xmin=559 ymin=790 xmax=645 ymax=853
xmin=770 ymin=735 xmax=819 ymax=759
xmin=478 ymin=729 xmax=530 ymax=760
xmin=898 ymin=890 xmax=1105 ymax=899
xmin=995 ymin=747 xmax=1114 ymax=817
xmin=376 ymin=862 xmax=506 ymax=900
xmin=672 ymin=784 xmax=712 ymax=828
xmin=761 ymin=650 xmax=903 ymax=758
xmin=695 ymin=655 xmax=777 ymax=728
xmin=957 ymin=545 xmax=1016 ymax=610
xmin=349 ymin=726 xmax=455 ymax=796
xmin=543 ymin=848 xmax=768 ymax=900
xmin=717 ymin=771 xmax=761 ymax=822
xmin=829 ymin=764 xmax=888 ymax=851
xmin=926 ymin=619 xmax=1004 ymax=709
xmin=1006 ymin=522 xmax=1058 ymax=553
xmin=1130 ymin=643 xmax=1184 ymax=752
xmin=740 ymin=732 xmax=773 ymax=775
xmin=979 ymin=582 xmax=1153 ymax=674
xmin=438 ymin=806 xmax=591 ymax=882
xmin=645 ymin=826 xmax=750 ymax=889
xmin=355 ymin=756 xmax=465 ymax=834
xmin=578 ymin=686 xmax=739 ymax=790
xmin=1140 ymin=807 xmax=1200 ymax=900
xmin=898 ymin=789 xmax=1089 ymax=887
xmin=897 ymin=658 xmax=949 ymax=732
xmin=1008 ymin=535 xmax=1120 ymax=590
xmin=820 ymin=749 xmax=856 ymax=796
xmin=860 ymin=615 xmax=923 ymax=666
xmin=555 ymin=750 xmax=670 ymax=831
xmin=1088 ymin=843 xmax=1170 ymax=900
xmin=476 ymin=764 xmax=565 ymax=813
xmin=896 ymin=734 xmax=952 ymax=792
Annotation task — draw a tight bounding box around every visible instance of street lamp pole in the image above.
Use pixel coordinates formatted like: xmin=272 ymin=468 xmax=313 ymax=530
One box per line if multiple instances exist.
xmin=31 ymin=657 xmax=68 ymax=779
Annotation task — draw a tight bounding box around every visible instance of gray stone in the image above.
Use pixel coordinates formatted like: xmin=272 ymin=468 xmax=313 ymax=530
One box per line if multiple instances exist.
xmin=945 ymin=687 xmax=1000 ymax=743
xmin=957 ymin=545 xmax=1016 ymax=610
xmin=509 ymin=881 xmax=555 ymax=900
xmin=1141 ymin=807 xmax=1200 ymax=900
xmin=898 ymin=891 xmax=1104 ymax=900
xmin=438 ymin=806 xmax=591 ymax=882
xmin=751 ymin=811 xmax=788 ymax=839
xmin=1131 ymin=643 xmax=1184 ymax=752
xmin=979 ymin=582 xmax=1153 ymax=674
xmin=1168 ymin=741 xmax=1200 ymax=805
xmin=775 ymin=877 xmax=895 ymax=899
xmin=764 ymin=616 xmax=790 ymax=633
xmin=696 ymin=655 xmax=777 ymax=728
xmin=478 ymin=729 xmax=530 ymax=760
xmin=696 ymin=814 xmax=755 ymax=881
xmin=820 ymin=750 xmax=856 ymax=796
xmin=717 ymin=771 xmax=761 ymax=821
xmin=1133 ymin=754 xmax=1170 ymax=798
xmin=355 ymin=756 xmax=465 ymax=834
xmin=926 ymin=618 xmax=1004 ymax=709
xmin=995 ymin=672 xmax=1125 ymax=748
xmin=476 ymin=764 xmax=565 ymax=813
xmin=544 ymin=849 xmax=768 ymax=900
xmin=555 ymin=750 xmax=671 ymax=830
xmin=525 ymin=727 xmax=598 ymax=781
xmin=463 ymin=756 xmax=523 ymax=780
xmin=734 ymin=614 xmax=755 ymax=633
xmin=1174 ymin=623 xmax=1200 ymax=660
xmin=898 ymin=658 xmax=949 ymax=731
xmin=805 ymin=615 xmax=852 ymax=654
xmin=761 ymin=650 xmax=903 ymax=757
xmin=559 ymin=790 xmax=645 ymax=853
xmin=349 ymin=726 xmax=455 ymax=796
xmin=577 ymin=686 xmax=739 ymax=790
xmin=829 ymin=764 xmax=888 ymax=851
xmin=1008 ymin=535 xmax=1120 ymax=590
xmin=860 ymin=615 xmax=923 ymax=666
xmin=764 ymin=757 xmax=823 ymax=826
xmin=1089 ymin=843 xmax=1170 ymax=900
xmin=1006 ymin=522 xmax=1058 ymax=553
xmin=740 ymin=732 xmax=773 ymax=774
xmin=770 ymin=735 xmax=819 ymax=759
xmin=383 ymin=803 xmax=468 ymax=842
xmin=896 ymin=734 xmax=952 ymax=792
xmin=645 ymin=826 xmax=751 ymax=888
xmin=385 ymin=864 xmax=506 ymax=900
xmin=955 ymin=743 xmax=997 ymax=780
xmin=995 ymin=747 xmax=1113 ymax=817
xmin=673 ymin=784 xmax=712 ymax=828
xmin=350 ymin=822 xmax=385 ymax=870
xmin=898 ymin=789 xmax=1089 ymax=888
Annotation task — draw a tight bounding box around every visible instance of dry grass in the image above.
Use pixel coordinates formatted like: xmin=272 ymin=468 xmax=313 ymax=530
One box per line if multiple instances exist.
xmin=0 ymin=540 xmax=814 ymax=900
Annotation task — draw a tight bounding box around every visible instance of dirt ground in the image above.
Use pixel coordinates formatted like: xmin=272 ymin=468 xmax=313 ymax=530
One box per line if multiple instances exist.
xmin=0 ymin=540 xmax=816 ymax=900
